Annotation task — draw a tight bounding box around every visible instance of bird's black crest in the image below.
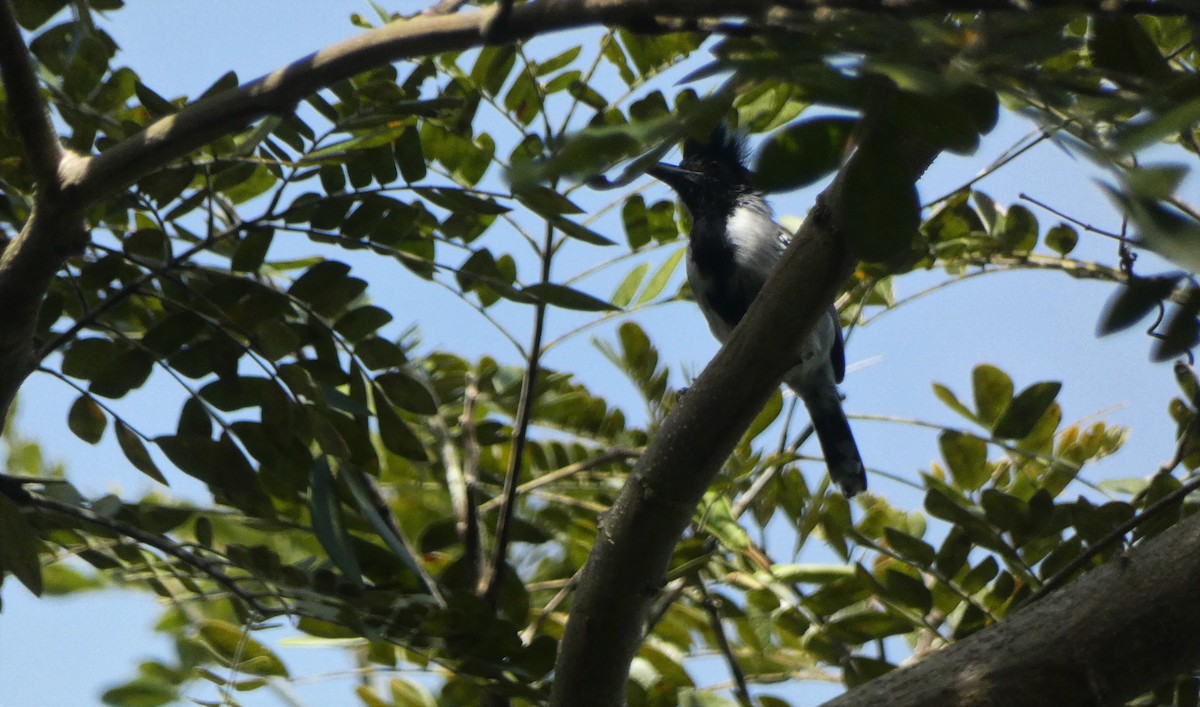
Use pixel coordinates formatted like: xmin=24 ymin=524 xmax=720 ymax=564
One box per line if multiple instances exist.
xmin=681 ymin=124 xmax=749 ymax=171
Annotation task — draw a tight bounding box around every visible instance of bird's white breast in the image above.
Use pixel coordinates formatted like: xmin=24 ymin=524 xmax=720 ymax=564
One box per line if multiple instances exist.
xmin=726 ymin=202 xmax=783 ymax=282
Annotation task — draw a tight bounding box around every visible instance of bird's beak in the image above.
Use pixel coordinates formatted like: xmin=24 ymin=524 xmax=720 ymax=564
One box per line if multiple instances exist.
xmin=647 ymin=162 xmax=698 ymax=192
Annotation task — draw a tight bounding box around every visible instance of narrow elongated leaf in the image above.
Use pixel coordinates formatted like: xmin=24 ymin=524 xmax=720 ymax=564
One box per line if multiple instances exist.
xmin=309 ymin=457 xmax=363 ymax=587
xmin=116 ymin=421 xmax=168 ymax=485
xmin=377 ymin=402 xmax=428 ymax=461
xmin=549 ymin=216 xmax=617 ymax=246
xmin=523 ymin=283 xmax=619 ymax=312
xmin=636 ymin=247 xmax=686 ymax=304
xmin=611 ymin=263 xmax=649 ymax=308
xmin=339 ymin=463 xmax=429 ymax=583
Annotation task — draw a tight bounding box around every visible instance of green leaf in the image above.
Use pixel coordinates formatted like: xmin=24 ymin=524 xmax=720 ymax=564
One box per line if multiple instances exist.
xmin=197 ymin=619 xmax=290 ymax=677
xmin=700 ymin=492 xmax=749 ymax=551
xmin=1154 ymin=305 xmax=1199 ymax=362
xmin=523 ymin=283 xmax=619 ymax=312
xmin=611 ymin=263 xmax=648 ymax=308
xmin=335 ymin=306 xmax=393 ymax=342
xmin=61 ymin=338 xmax=117 ymax=380
xmin=100 ymin=678 xmax=177 ymax=707
xmin=1044 ymin=224 xmax=1078 ymax=256
xmin=549 ymin=216 xmax=617 ymax=246
xmin=993 ymin=382 xmax=1062 ymax=440
xmin=123 ymin=229 xmax=170 ymax=264
xmin=377 ymin=402 xmax=428 ymax=461
xmin=12 ymin=0 xmax=69 ymax=29
xmin=534 ymin=46 xmax=581 ymax=76
xmin=156 ymin=434 xmax=273 ymax=517
xmin=116 ymin=421 xmax=168 ymax=485
xmin=1090 ymin=15 xmax=1172 ymax=82
xmin=339 ymin=463 xmax=428 ymax=582
xmin=68 ymin=395 xmax=107 ymax=444
xmin=62 ymin=35 xmax=110 ymax=101
xmin=840 ymin=135 xmax=920 ymax=262
xmin=0 ymin=492 xmax=43 ymax=596
xmin=375 ymin=370 xmax=439 ymax=416
xmin=231 ymin=226 xmax=274 ymax=273
xmin=395 ymin=125 xmax=427 ymax=183
xmin=829 ymin=611 xmax=914 ymax=642
xmin=769 ymin=564 xmax=855 ymax=583
xmin=939 ymin=431 xmax=989 ymax=492
xmin=932 ymin=383 xmax=978 ymax=423
xmin=413 ymin=186 xmax=509 ymax=216
xmin=960 ymin=556 xmax=999 ymax=594
xmin=754 ymin=116 xmax=857 ymax=192
xmin=470 ymin=45 xmax=517 ymax=95
xmin=515 ymin=186 xmax=584 ymax=216
xmin=622 ymin=195 xmax=651 ymax=249
xmin=883 ymin=527 xmax=935 ymax=567
xmin=1113 ymin=98 xmax=1200 ymax=154
xmin=972 ymin=364 xmax=1013 ymax=428
xmin=924 ymin=488 xmax=978 ymax=529
xmin=504 ymin=71 xmax=541 ymax=125
xmin=636 ymin=247 xmax=685 ymax=305
xmin=309 ymin=457 xmax=364 ymax=586
xmin=1097 ymin=274 xmax=1181 ymax=336
xmin=995 ymin=204 xmax=1038 ymax=253
xmin=980 ymin=489 xmax=1029 ymax=532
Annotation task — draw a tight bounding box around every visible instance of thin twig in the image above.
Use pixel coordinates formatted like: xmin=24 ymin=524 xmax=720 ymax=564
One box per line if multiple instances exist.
xmin=521 ymin=567 xmax=583 ymax=644
xmin=0 ymin=0 xmax=63 ymax=185
xmin=483 ymin=221 xmax=555 ymax=603
xmin=922 ymin=127 xmax=1050 ymax=209
xmin=1020 ymin=193 xmax=1127 ymax=241
xmin=698 ymin=579 xmax=753 ymax=707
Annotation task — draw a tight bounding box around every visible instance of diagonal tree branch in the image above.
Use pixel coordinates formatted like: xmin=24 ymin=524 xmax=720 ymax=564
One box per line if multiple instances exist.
xmin=0 ymin=0 xmax=62 ymax=186
xmin=548 ymin=124 xmax=941 ymax=705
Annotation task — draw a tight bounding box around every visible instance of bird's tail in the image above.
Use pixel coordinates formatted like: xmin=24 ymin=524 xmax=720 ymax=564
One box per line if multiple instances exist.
xmin=800 ymin=387 xmax=867 ymax=497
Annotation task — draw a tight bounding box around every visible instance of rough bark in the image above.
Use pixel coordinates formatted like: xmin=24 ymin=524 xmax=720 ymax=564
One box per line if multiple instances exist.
xmin=826 ymin=509 xmax=1200 ymax=707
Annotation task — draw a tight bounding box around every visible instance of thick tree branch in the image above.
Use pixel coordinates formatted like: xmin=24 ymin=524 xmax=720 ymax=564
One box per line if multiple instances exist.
xmin=827 ymin=506 xmax=1200 ymax=707
xmin=0 ymin=0 xmax=62 ymax=186
xmin=78 ymin=0 xmax=1179 ymax=206
xmin=71 ymin=0 xmax=770 ymax=205
xmin=548 ymin=131 xmax=940 ymax=706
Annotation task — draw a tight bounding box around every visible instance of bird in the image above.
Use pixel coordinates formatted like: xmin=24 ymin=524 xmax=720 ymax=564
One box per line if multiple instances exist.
xmin=647 ymin=125 xmax=867 ymax=497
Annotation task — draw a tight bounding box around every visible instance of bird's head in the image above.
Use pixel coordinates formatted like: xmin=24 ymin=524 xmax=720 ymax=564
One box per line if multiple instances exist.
xmin=648 ymin=125 xmax=753 ymax=212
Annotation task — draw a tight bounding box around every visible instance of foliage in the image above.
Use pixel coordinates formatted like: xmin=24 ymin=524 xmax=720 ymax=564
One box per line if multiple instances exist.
xmin=1 ymin=1 xmax=1200 ymax=706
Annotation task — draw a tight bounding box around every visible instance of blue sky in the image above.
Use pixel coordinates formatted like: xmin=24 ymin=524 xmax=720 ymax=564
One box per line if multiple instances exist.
xmin=1 ymin=2 xmax=1191 ymax=705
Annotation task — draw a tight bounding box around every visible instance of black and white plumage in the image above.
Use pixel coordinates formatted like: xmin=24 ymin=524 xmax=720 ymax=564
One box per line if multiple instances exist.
xmin=648 ymin=126 xmax=867 ymax=496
